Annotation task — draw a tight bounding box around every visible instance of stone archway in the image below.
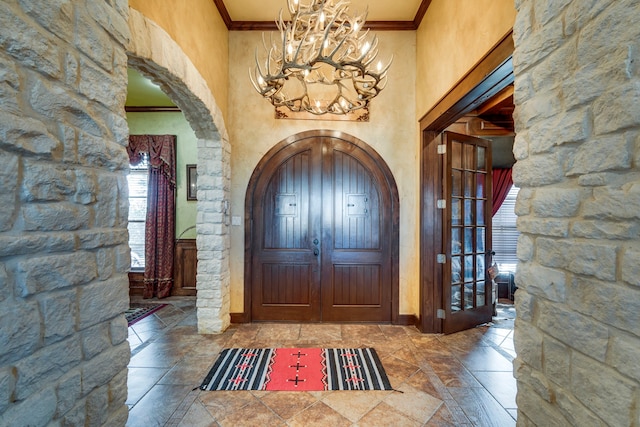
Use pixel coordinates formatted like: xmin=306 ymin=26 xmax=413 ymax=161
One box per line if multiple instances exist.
xmin=127 ymin=9 xmax=231 ymax=333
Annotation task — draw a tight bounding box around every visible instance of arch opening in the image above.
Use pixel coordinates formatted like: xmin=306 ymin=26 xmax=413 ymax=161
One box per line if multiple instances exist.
xmin=127 ymin=8 xmax=231 ymax=333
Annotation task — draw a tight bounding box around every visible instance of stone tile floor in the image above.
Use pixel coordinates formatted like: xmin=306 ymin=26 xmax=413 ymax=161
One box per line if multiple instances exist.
xmin=126 ymin=297 xmax=517 ymax=426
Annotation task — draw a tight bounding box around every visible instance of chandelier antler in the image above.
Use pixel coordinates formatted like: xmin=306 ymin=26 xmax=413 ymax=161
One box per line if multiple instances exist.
xmin=249 ymin=0 xmax=392 ymax=116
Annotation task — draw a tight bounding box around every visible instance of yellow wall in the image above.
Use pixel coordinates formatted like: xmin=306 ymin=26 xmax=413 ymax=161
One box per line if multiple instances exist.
xmin=129 ymin=0 xmax=229 ymax=121
xmin=416 ymin=0 xmax=516 ymax=118
xmin=228 ymin=31 xmax=420 ymax=316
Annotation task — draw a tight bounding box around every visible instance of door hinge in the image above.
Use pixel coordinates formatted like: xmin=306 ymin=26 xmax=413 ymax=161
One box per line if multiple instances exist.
xmin=437 ymin=199 xmax=446 ymax=209
xmin=437 ymin=309 xmax=446 ymax=319
xmin=437 ymin=145 xmax=446 ymax=154
xmin=436 ymin=254 xmax=446 ymax=264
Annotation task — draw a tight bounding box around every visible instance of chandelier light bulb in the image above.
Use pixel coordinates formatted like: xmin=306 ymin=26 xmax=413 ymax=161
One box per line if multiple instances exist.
xmin=249 ymin=0 xmax=393 ymax=116
xmin=361 ymin=41 xmax=370 ymax=55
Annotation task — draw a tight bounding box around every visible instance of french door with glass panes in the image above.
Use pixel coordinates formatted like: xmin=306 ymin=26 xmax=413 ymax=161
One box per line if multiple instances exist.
xmin=422 ymin=131 xmax=493 ymax=334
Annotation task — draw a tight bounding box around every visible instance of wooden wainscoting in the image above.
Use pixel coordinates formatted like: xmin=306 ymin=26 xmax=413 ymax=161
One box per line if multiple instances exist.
xmin=128 ymin=271 xmax=145 ymax=296
xmin=128 ymin=239 xmax=198 ymax=296
xmin=173 ymin=239 xmax=197 ymax=296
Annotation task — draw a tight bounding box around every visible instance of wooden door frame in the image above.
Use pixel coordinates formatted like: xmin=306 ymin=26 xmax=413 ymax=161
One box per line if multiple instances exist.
xmin=419 ymin=31 xmax=514 ymax=333
xmin=243 ymin=129 xmax=400 ymax=324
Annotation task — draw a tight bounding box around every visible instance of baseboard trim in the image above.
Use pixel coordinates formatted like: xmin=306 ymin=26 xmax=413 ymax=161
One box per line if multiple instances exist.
xmin=230 ymin=312 xmax=419 ymax=326
xmin=396 ymin=314 xmax=419 ymax=327
xmin=230 ymin=312 xmax=249 ymax=323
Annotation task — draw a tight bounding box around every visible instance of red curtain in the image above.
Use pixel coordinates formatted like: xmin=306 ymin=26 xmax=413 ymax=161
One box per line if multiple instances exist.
xmin=492 ymin=168 xmax=513 ymax=216
xmin=128 ymin=135 xmax=176 ymax=299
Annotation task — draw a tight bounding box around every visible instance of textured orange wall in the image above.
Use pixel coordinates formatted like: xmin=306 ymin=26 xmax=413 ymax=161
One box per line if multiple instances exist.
xmin=129 ymin=0 xmax=229 ymax=120
xmin=416 ymin=0 xmax=516 ymax=118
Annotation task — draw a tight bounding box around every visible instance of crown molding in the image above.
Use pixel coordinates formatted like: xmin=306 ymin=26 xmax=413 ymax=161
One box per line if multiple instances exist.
xmin=212 ymin=0 xmax=233 ymax=29
xmin=413 ymin=0 xmax=432 ymax=29
xmin=214 ymin=0 xmax=432 ymax=31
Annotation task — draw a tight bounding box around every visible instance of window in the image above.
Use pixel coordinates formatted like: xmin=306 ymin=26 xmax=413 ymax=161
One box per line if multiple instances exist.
xmin=127 ymin=155 xmax=148 ymax=270
xmin=492 ymin=186 xmax=519 ymax=273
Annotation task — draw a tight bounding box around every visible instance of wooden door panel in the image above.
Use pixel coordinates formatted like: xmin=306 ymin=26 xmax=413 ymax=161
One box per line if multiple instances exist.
xmin=261 ymin=264 xmax=312 ymax=305
xmin=332 ymin=150 xmax=381 ymax=250
xmin=443 ymin=132 xmax=493 ymax=334
xmin=332 ymin=265 xmax=381 ymax=306
xmin=252 ymin=144 xmax=322 ymax=321
xmin=263 ymin=151 xmax=311 ymax=249
xmin=322 ymin=143 xmax=390 ymax=322
xmin=419 ymin=131 xmax=444 ymax=333
xmin=173 ymin=239 xmax=197 ymax=296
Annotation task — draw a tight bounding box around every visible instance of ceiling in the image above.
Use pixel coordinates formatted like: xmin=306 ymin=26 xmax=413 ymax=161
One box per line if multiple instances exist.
xmin=125 ymin=68 xmax=175 ymax=108
xmin=215 ymin=0 xmax=429 ymax=30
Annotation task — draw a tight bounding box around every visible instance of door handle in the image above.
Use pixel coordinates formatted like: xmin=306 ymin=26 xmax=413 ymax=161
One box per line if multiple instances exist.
xmin=313 ymin=248 xmax=319 ymax=256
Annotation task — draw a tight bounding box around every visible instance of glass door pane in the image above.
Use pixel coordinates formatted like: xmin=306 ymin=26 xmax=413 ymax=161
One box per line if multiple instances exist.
xmin=442 ymin=132 xmax=493 ymax=334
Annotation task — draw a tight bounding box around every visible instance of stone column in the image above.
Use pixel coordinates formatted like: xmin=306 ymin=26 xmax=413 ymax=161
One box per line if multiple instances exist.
xmin=0 ymin=1 xmax=131 ymax=425
xmin=512 ymin=0 xmax=640 ymax=425
xmin=196 ymin=135 xmax=232 ymax=334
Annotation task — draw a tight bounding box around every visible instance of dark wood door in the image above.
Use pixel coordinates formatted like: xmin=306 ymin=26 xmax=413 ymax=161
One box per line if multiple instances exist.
xmin=442 ymin=132 xmax=493 ymax=334
xmin=421 ymin=131 xmax=493 ymax=333
xmin=250 ymin=134 xmax=395 ymax=322
xmin=251 ymin=138 xmax=322 ymax=321
xmin=321 ymin=139 xmax=391 ymax=322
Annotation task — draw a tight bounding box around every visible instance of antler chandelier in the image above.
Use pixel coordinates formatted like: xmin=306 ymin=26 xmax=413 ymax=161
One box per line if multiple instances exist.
xmin=250 ymin=0 xmax=392 ymax=116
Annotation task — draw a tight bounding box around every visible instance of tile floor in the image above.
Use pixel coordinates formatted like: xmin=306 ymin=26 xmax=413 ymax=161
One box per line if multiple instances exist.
xmin=126 ymin=297 xmax=517 ymax=427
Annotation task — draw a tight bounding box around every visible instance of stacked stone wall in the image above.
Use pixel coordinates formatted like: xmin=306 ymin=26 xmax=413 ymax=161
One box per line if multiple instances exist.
xmin=0 ymin=0 xmax=131 ymax=425
xmin=512 ymin=0 xmax=640 ymax=425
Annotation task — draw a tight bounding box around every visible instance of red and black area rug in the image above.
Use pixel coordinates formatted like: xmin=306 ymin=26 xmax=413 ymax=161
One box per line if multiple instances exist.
xmin=200 ymin=348 xmax=392 ymax=391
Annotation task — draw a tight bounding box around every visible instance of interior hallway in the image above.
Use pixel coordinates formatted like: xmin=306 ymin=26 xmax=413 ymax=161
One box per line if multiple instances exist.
xmin=126 ymin=298 xmax=517 ymax=426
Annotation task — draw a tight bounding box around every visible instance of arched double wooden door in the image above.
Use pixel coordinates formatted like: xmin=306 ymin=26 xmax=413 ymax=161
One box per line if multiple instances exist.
xmin=245 ymin=130 xmax=399 ymax=322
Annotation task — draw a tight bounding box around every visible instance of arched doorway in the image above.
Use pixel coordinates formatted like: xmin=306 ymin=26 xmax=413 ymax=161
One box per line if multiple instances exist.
xmin=127 ymin=8 xmax=231 ymax=333
xmin=245 ymin=130 xmax=399 ymax=323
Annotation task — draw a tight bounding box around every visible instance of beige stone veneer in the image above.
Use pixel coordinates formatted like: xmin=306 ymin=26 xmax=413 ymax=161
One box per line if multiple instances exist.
xmin=512 ymin=0 xmax=640 ymax=425
xmin=0 ymin=2 xmax=231 ymax=426
xmin=0 ymin=1 xmax=131 ymax=425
